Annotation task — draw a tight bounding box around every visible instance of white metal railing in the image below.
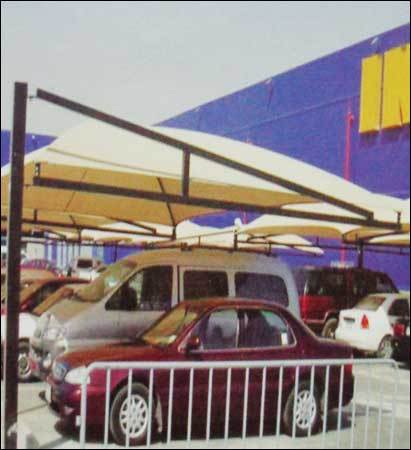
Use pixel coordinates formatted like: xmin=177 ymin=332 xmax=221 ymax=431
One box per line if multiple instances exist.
xmin=78 ymin=358 xmax=399 ymax=449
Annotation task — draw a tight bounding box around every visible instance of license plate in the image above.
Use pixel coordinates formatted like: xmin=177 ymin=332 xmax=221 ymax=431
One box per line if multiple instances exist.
xmin=45 ymin=385 xmax=52 ymax=404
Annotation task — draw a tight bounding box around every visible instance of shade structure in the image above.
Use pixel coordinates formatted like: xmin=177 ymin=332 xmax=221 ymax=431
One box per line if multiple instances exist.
xmin=368 ymin=233 xmax=410 ymax=247
xmin=240 ymin=197 xmax=410 ymax=244
xmin=156 ymin=221 xmax=324 ymax=255
xmin=64 ymin=222 xmax=174 ymax=245
xmin=0 ymin=120 xmax=405 ymax=237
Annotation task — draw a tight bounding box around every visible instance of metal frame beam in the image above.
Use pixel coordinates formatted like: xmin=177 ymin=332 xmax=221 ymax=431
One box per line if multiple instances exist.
xmin=32 ymin=175 xmax=401 ymax=230
xmin=0 ymin=215 xmax=173 ymax=239
xmin=35 ymin=88 xmax=378 ymax=221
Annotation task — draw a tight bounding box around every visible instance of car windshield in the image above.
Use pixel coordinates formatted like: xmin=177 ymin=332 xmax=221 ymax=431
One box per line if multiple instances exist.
xmin=72 ymin=260 xmax=137 ymax=303
xmin=355 ymin=296 xmax=387 ymax=311
xmin=141 ymin=305 xmax=200 ymax=347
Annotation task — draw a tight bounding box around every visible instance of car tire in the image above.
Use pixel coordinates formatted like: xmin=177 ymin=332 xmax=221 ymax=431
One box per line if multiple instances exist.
xmin=377 ymin=335 xmax=394 ymax=359
xmin=17 ymin=341 xmax=33 ymax=383
xmin=322 ymin=318 xmax=338 ymax=339
xmin=283 ymin=380 xmax=321 ymax=437
xmin=110 ymin=382 xmax=154 ymax=447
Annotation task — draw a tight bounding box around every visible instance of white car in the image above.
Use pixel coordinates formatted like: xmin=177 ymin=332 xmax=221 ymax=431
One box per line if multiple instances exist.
xmin=1 ymin=283 xmax=86 ymax=382
xmin=335 ymin=293 xmax=410 ymax=358
xmin=66 ymin=258 xmax=103 ymax=281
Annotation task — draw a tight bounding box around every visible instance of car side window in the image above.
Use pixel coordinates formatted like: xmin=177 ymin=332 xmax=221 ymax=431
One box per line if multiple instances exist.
xmin=235 ymin=273 xmax=289 ymax=307
xmin=106 ymin=266 xmax=173 ymax=312
xmin=240 ymin=310 xmax=294 ymax=349
xmin=183 ymin=271 xmax=229 ymax=300
xmin=192 ymin=309 xmax=239 ymax=351
xmin=389 ymin=299 xmax=410 ymax=318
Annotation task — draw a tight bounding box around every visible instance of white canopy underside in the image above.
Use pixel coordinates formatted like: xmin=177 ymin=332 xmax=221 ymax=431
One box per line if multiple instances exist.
xmin=1 ymin=121 xmax=408 ymax=241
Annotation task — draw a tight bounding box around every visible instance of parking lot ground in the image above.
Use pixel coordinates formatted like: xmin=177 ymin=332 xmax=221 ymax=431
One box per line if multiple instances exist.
xmin=1 ymin=364 xmax=410 ymax=449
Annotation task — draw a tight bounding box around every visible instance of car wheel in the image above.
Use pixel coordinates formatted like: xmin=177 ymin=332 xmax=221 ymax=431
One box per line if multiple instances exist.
xmin=110 ymin=382 xmax=153 ymax=447
xmin=18 ymin=341 xmax=33 ymax=383
xmin=377 ymin=335 xmax=394 ymax=359
xmin=283 ymin=380 xmax=321 ymax=437
xmin=322 ymin=318 xmax=338 ymax=339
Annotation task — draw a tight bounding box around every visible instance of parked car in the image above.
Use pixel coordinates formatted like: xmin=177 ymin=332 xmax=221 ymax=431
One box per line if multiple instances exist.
xmin=21 ymin=268 xmax=58 ymax=282
xmin=21 ymin=259 xmax=60 ymax=276
xmin=30 ymin=283 xmax=88 ymax=380
xmin=392 ymin=318 xmax=410 ymax=364
xmin=335 ymin=293 xmax=410 ymax=358
xmin=66 ymin=257 xmax=103 ymax=281
xmin=1 ymin=280 xmax=88 ymax=381
xmin=0 ymin=277 xmax=86 ymax=315
xmin=46 ymin=298 xmax=354 ymax=445
xmin=31 ymin=248 xmax=300 ymax=380
xmin=293 ymin=267 xmax=398 ymax=338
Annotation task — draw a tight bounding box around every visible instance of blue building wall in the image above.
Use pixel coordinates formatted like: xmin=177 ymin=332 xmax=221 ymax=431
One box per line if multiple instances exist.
xmin=160 ymin=24 xmax=410 ymax=290
xmin=1 ymin=130 xmax=55 ymax=167
xmin=1 ymin=26 xmax=409 ymax=288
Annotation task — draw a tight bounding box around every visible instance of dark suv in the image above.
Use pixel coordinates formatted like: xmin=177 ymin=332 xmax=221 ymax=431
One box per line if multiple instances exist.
xmin=293 ymin=267 xmax=398 ymax=338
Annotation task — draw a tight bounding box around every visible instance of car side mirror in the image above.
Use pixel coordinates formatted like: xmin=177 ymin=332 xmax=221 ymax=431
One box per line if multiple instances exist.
xmin=186 ymin=335 xmax=202 ymax=354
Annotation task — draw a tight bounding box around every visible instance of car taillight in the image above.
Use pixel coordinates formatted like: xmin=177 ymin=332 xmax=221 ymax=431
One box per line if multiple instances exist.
xmin=393 ymin=323 xmax=406 ymax=337
xmin=361 ymin=315 xmax=369 ymax=330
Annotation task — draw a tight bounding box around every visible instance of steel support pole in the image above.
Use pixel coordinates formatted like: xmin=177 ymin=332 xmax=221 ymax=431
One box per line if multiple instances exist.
xmin=357 ymin=241 xmax=365 ymax=269
xmin=3 ymin=82 xmax=28 ymax=450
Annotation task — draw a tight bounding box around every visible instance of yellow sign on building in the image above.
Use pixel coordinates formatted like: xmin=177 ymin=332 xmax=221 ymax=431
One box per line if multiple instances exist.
xmin=360 ymin=43 xmax=410 ymax=133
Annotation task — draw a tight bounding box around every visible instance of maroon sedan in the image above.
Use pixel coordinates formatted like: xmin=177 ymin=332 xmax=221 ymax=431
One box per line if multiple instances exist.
xmin=47 ymin=299 xmax=354 ymax=446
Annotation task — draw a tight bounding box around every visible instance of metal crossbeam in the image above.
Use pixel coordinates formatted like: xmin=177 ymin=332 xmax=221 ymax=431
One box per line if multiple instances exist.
xmin=36 ymin=88 xmax=375 ymax=220
xmin=33 ymin=175 xmax=401 ymax=229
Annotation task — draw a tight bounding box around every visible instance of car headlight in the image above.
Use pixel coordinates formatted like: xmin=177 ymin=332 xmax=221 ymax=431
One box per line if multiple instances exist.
xmin=65 ymin=366 xmax=90 ymax=385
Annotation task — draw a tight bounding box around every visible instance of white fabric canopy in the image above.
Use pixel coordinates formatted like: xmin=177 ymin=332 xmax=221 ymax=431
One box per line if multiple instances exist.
xmin=240 ymin=197 xmax=409 ymax=243
xmin=368 ymin=233 xmax=410 ymax=247
xmin=157 ymin=221 xmax=324 ymax=255
xmin=1 ymin=120 xmax=405 ymax=232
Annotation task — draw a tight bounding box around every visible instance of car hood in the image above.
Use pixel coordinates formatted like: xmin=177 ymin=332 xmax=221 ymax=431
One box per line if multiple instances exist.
xmin=46 ymin=297 xmax=92 ymax=325
xmin=58 ymin=342 xmax=170 ymax=369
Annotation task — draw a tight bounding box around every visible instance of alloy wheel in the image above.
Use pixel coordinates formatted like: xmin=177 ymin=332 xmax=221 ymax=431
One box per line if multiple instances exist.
xmin=295 ymin=389 xmax=317 ymax=430
xmin=119 ymin=394 xmax=149 ymax=440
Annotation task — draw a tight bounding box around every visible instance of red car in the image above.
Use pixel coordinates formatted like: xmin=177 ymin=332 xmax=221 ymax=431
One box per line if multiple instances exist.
xmin=1 ymin=277 xmax=88 ymax=315
xmin=47 ymin=299 xmax=354 ymax=446
xmin=294 ymin=267 xmax=398 ymax=338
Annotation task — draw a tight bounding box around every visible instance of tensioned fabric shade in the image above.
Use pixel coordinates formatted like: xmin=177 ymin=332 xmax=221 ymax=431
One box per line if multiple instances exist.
xmin=62 ymin=220 xmax=323 ymax=255
xmin=63 ymin=222 xmax=174 ymax=245
xmin=153 ymin=221 xmax=324 ymax=255
xmin=368 ymin=233 xmax=410 ymax=247
xmin=0 ymin=120 xmax=405 ymax=230
xmin=240 ymin=198 xmax=410 ymax=243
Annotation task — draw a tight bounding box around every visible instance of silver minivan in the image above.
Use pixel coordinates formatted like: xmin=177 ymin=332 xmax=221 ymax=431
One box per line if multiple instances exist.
xmin=30 ymin=248 xmax=300 ymax=380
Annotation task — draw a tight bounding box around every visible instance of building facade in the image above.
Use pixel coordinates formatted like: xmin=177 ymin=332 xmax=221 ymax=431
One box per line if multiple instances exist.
xmin=160 ymin=24 xmax=410 ymax=289
xmin=1 ymin=25 xmax=409 ymax=288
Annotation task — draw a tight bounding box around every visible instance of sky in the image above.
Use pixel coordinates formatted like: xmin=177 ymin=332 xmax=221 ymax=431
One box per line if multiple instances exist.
xmin=1 ymin=1 xmax=410 ymax=135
